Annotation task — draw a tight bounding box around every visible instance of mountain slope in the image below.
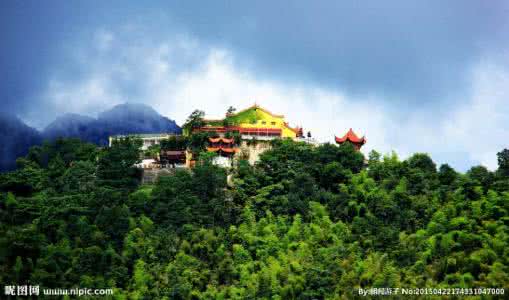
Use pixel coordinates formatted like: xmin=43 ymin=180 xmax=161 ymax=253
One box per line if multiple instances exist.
xmin=96 ymin=103 xmax=181 ymax=140
xmin=42 ymin=113 xmax=96 ymax=140
xmin=0 ymin=113 xmax=42 ymax=171
xmin=43 ymin=103 xmax=182 ymax=145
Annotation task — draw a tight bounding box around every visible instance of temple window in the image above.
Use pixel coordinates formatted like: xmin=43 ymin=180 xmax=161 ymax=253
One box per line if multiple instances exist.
xmin=262 ymin=121 xmax=266 ymax=125
xmin=271 ymin=121 xmax=276 ymax=125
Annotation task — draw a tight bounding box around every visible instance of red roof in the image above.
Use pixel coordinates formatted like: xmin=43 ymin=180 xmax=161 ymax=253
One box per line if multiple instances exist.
xmin=207 ymin=147 xmax=239 ymax=153
xmin=208 ymin=137 xmax=234 ymax=144
xmin=335 ymin=128 xmax=366 ymax=145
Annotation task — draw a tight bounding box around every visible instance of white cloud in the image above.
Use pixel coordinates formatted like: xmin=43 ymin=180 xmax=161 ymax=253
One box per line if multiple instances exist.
xmin=45 ymin=76 xmax=123 ymax=115
xmin=161 ymin=51 xmax=394 ymax=154
xmin=442 ymin=62 xmax=509 ymax=169
xmin=36 ymin=28 xmax=509 ymax=171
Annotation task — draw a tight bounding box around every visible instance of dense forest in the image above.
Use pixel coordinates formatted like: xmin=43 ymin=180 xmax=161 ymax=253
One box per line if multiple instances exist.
xmin=0 ymin=137 xmax=508 ymax=299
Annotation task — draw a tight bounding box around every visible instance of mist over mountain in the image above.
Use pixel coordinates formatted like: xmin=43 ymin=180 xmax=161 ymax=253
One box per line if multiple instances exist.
xmin=0 ymin=113 xmax=42 ymax=171
xmin=43 ymin=103 xmax=181 ymax=145
xmin=94 ymin=103 xmax=182 ymax=143
xmin=0 ymin=103 xmax=181 ymax=171
xmin=42 ymin=113 xmax=96 ymax=140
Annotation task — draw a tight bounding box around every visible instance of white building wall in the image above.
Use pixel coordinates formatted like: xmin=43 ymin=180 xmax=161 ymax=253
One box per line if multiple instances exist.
xmin=212 ymin=156 xmax=233 ymax=168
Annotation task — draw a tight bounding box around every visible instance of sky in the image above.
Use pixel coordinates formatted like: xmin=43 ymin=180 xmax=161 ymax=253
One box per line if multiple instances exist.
xmin=1 ymin=1 xmax=508 ymax=171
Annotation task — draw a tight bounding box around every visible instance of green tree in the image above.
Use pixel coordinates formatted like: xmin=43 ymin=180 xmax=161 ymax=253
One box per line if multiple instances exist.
xmin=183 ymin=109 xmax=205 ymax=134
xmin=61 ymin=161 xmax=96 ymax=194
xmin=96 ymin=137 xmax=142 ymax=190
xmin=497 ymin=148 xmax=509 ymax=177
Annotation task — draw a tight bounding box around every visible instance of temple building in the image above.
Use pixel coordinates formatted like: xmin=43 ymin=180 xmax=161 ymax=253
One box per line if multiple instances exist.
xmin=335 ymin=128 xmax=366 ymax=150
xmin=206 ymin=137 xmax=240 ymax=167
xmin=159 ymin=150 xmax=186 ymax=168
xmin=192 ymin=104 xmax=305 ymax=164
xmin=110 ymin=104 xmax=371 ymax=174
xmin=194 ymin=104 xmax=303 ymax=140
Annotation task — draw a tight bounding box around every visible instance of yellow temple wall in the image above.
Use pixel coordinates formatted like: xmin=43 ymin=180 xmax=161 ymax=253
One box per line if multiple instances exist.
xmin=235 ymin=109 xmax=297 ymax=138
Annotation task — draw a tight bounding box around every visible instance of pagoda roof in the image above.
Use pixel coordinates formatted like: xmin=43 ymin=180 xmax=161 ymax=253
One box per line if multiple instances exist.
xmin=335 ymin=128 xmax=366 ymax=144
xmin=208 ymin=137 xmax=235 ymax=144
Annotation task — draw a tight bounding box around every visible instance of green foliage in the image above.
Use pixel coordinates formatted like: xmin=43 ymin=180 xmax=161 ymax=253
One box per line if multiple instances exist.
xmin=188 ymin=131 xmax=215 ymax=153
xmin=183 ymin=110 xmax=205 ymax=134
xmin=160 ymin=135 xmax=188 ymax=151
xmin=151 ymin=161 xmax=231 ymax=228
xmin=61 ymin=161 xmax=96 ymax=194
xmin=96 ymin=137 xmax=142 ymax=190
xmin=222 ymin=106 xmax=238 ymax=127
xmin=144 ymin=144 xmax=161 ymax=159
xmin=497 ymin=149 xmax=509 ymax=177
xmin=26 ymin=138 xmax=98 ymax=168
xmin=0 ymin=139 xmax=508 ymax=298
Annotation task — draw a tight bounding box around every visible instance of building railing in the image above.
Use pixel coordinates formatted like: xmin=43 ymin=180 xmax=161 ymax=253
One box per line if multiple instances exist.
xmin=195 ymin=126 xmax=282 ymax=136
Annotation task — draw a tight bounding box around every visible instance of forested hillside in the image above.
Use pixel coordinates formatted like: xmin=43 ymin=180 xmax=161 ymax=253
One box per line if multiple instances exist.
xmin=0 ymin=113 xmax=42 ymax=171
xmin=0 ymin=138 xmax=508 ymax=299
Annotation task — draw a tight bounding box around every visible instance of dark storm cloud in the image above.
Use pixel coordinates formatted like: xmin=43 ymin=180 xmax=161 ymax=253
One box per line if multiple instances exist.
xmin=160 ymin=1 xmax=509 ymax=103
xmin=0 ymin=0 xmax=159 ymax=115
xmin=2 ymin=1 xmax=507 ymax=118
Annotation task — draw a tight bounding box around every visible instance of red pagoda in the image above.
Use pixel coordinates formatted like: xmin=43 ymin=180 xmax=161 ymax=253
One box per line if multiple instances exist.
xmin=207 ymin=137 xmax=239 ymax=157
xmin=335 ymin=128 xmax=366 ymax=150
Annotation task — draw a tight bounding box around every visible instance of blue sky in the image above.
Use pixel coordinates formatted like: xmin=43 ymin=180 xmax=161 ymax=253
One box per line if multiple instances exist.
xmin=1 ymin=1 xmax=508 ymax=171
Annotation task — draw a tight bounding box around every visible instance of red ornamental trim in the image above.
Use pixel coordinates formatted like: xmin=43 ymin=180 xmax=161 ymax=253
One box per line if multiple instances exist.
xmin=207 ymin=147 xmax=239 ymax=153
xmin=196 ymin=126 xmax=282 ymax=136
